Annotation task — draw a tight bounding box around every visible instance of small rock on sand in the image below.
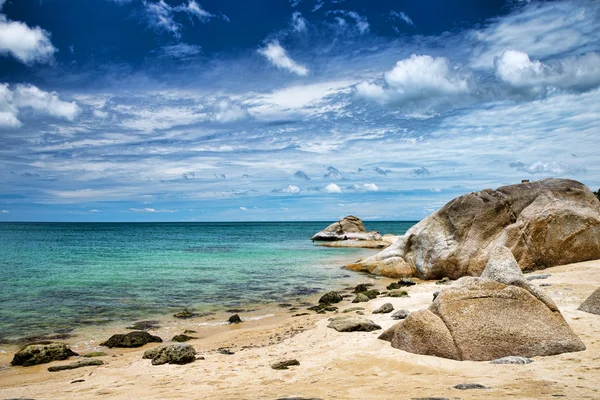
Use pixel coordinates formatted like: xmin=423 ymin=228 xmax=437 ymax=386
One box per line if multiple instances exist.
xmin=271 ymin=359 xmax=300 ymax=370
xmin=454 ymin=383 xmax=488 ymax=390
xmin=48 ymin=359 xmax=104 ymax=372
xmin=490 ymin=356 xmax=533 ymax=364
xmin=101 ymin=331 xmax=162 ymax=348
xmin=352 ymin=293 xmax=370 ymax=303
xmin=318 ymin=292 xmax=342 ymax=304
xmin=388 ymin=289 xmax=408 ymax=298
xmin=327 ymin=317 xmax=381 ymax=332
xmin=373 ymin=303 xmax=394 ymax=314
xmin=143 ymin=343 xmax=197 ymax=365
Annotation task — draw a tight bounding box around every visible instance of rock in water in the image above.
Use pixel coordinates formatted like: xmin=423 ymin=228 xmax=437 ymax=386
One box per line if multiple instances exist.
xmin=380 ymin=277 xmax=585 ymax=361
xmin=101 ymin=331 xmax=162 ymax=348
xmin=327 ymin=317 xmax=381 ymax=332
xmin=311 ymin=215 xmax=382 ymax=241
xmin=373 ymin=303 xmax=394 ymax=314
xmin=143 ymin=343 xmax=197 ymax=365
xmin=578 ymin=287 xmax=600 ymax=315
xmin=228 ymin=314 xmax=242 ymax=324
xmin=490 ymin=356 xmax=533 ymax=364
xmin=48 ymin=359 xmax=104 ymax=372
xmin=318 ymin=291 xmax=342 ymax=304
xmin=11 ymin=342 xmax=78 ymax=367
xmin=271 ymin=359 xmax=300 ymax=370
xmin=348 ymin=179 xmax=600 ymax=279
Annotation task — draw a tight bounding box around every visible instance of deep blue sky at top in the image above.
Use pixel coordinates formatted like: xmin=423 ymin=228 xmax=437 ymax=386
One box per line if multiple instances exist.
xmin=0 ymin=0 xmax=599 ymax=221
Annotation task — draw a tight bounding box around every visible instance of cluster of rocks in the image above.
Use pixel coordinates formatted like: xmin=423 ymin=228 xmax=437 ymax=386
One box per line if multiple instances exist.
xmin=311 ymin=215 xmax=383 ymax=242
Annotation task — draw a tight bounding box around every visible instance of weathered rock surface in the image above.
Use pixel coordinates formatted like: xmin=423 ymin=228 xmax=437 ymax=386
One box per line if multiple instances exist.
xmin=347 ymin=179 xmax=600 ymax=279
xmin=490 ymin=356 xmax=533 ymax=364
xmin=318 ymin=291 xmax=342 ymax=304
xmin=11 ymin=342 xmax=78 ymax=367
xmin=391 ymin=309 xmax=410 ymax=320
xmin=143 ymin=343 xmax=197 ymax=365
xmin=578 ymin=287 xmax=600 ymax=315
xmin=373 ymin=303 xmax=394 ymax=314
xmin=380 ymin=276 xmax=585 ymax=361
xmin=101 ymin=331 xmax=162 ymax=348
xmin=48 ymin=359 xmax=104 ymax=372
xmin=327 ymin=317 xmax=381 ymax=332
xmin=311 ymin=215 xmax=382 ymax=242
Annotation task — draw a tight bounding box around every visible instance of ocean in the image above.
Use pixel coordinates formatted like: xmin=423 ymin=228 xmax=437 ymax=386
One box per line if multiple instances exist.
xmin=0 ymin=221 xmax=415 ymax=342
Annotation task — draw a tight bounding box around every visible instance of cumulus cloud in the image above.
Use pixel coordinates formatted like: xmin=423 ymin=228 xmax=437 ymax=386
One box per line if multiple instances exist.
xmin=325 ymin=183 xmax=343 ymax=193
xmin=130 ymin=208 xmax=178 ymax=213
xmin=509 ymin=161 xmax=586 ymax=175
xmin=351 ymin=183 xmax=379 ymax=192
xmin=291 ymin=12 xmax=307 ymax=32
xmin=272 ymin=184 xmax=301 ymax=194
xmin=239 ymin=206 xmax=248 ymax=211
xmin=258 ymin=41 xmax=309 ymax=76
xmin=0 ymin=14 xmax=56 ymax=64
xmin=356 ymin=54 xmax=470 ymax=105
xmin=495 ymin=50 xmax=600 ymax=94
xmin=0 ymin=83 xmax=79 ymax=128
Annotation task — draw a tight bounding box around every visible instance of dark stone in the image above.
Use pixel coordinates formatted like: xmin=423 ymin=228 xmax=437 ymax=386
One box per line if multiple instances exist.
xmin=48 ymin=359 xmax=104 ymax=372
xmin=81 ymin=352 xmax=107 ymax=358
xmin=540 ymin=283 xmax=552 ymax=287
xmin=361 ymin=289 xmax=380 ymax=299
xmin=436 ymin=277 xmax=451 ymax=285
xmin=292 ymin=313 xmax=311 ymax=317
xmin=226 ymin=309 xmax=245 ymax=313
xmin=126 ymin=320 xmax=160 ymax=331
xmin=183 ymin=330 xmax=197 ymax=334
xmin=271 ymin=359 xmax=300 ymax=370
xmin=71 ymin=380 xmax=85 ymax=384
xmin=432 ymin=291 xmax=440 ymax=300
xmin=228 ymin=314 xmax=242 ymax=324
xmin=143 ymin=343 xmax=197 ymax=365
xmin=101 ymin=331 xmax=162 ymax=348
xmin=172 ymin=334 xmax=197 ymax=342
xmin=454 ymin=383 xmax=487 ymax=390
xmin=218 ymin=348 xmax=235 ymax=355
xmin=278 ymin=303 xmax=293 ymax=307
xmin=318 ymin=291 xmax=342 ymax=304
xmin=354 ymin=283 xmax=373 ymax=293
xmin=398 ymin=278 xmax=416 ymax=286
xmin=173 ymin=309 xmax=195 ymax=319
xmin=11 ymin=342 xmax=78 ymax=367
xmin=352 ymin=293 xmax=370 ymax=303
xmin=386 ymin=282 xmax=403 ymax=290
xmin=327 ymin=317 xmax=381 ymax=332
xmin=307 ymin=304 xmax=338 ymax=312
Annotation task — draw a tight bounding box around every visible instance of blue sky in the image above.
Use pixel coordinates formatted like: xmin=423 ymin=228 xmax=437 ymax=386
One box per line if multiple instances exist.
xmin=0 ymin=0 xmax=599 ymax=222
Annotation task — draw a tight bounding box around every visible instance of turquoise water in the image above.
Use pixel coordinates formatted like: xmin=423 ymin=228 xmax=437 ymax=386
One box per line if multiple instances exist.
xmin=0 ymin=221 xmax=415 ymax=341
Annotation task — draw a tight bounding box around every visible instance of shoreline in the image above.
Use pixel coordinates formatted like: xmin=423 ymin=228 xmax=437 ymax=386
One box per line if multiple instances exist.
xmin=1 ymin=259 xmax=599 ymax=399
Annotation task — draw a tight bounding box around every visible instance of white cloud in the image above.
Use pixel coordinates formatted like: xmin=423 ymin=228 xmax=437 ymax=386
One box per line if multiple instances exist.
xmin=495 ymin=50 xmax=600 ymax=93
xmin=89 ymin=209 xmax=101 ymax=213
xmin=390 ymin=11 xmax=415 ymax=27
xmin=328 ymin=10 xmax=369 ymax=34
xmin=176 ymin=0 xmax=214 ymax=22
xmin=0 ymin=209 xmax=9 ymax=213
xmin=509 ymin=161 xmax=586 ymax=175
xmin=239 ymin=206 xmax=248 ymax=211
xmin=158 ymin=43 xmax=202 ymax=59
xmin=258 ymin=41 xmax=309 ymax=76
xmin=143 ymin=0 xmax=180 ymax=37
xmin=325 ymin=183 xmax=343 ymax=193
xmin=0 ymin=14 xmax=56 ymax=64
xmin=291 ymin=11 xmax=307 ymax=32
xmin=0 ymin=83 xmax=79 ymax=128
xmin=130 ymin=208 xmax=178 ymax=213
xmin=356 ymin=54 xmax=470 ymax=104
xmin=282 ymin=184 xmax=301 ymax=194
xmin=211 ymin=100 xmax=249 ymax=123
xmin=352 ymin=183 xmax=379 ymax=192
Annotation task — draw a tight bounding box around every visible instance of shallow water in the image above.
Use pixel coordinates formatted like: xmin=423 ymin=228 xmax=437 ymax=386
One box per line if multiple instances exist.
xmin=0 ymin=221 xmax=415 ymax=341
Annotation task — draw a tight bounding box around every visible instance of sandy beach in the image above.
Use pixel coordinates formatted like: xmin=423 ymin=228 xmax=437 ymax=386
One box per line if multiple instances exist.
xmin=1 ymin=258 xmax=598 ymax=400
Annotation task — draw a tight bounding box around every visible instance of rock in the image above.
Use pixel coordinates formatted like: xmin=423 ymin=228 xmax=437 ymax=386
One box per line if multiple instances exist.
xmin=391 ymin=309 xmax=410 ymax=320
xmin=311 ymin=215 xmax=382 ymax=241
xmin=490 ymin=356 xmax=533 ymax=364
xmin=354 ymin=283 xmax=373 ymax=293
xmin=352 ymin=293 xmax=370 ymax=303
xmin=71 ymin=379 xmax=85 ymax=383
xmin=540 ymin=283 xmax=552 ymax=287
xmin=527 ymin=274 xmax=551 ymax=281
xmin=307 ymin=304 xmax=338 ymax=312
xmin=48 ymin=359 xmax=104 ymax=372
xmin=432 ymin=291 xmax=440 ymax=300
xmin=435 ymin=277 xmax=451 ymax=285
xmin=578 ymin=287 xmax=600 ymax=315
xmin=454 ymin=383 xmax=487 ymax=390
xmin=318 ymin=291 xmax=342 ymax=304
xmin=173 ymin=309 xmax=194 ymax=319
xmin=184 ymin=329 xmax=197 ymax=334
xmin=342 ymin=307 xmax=365 ymax=313
xmin=228 ymin=314 xmax=242 ymax=324
xmin=271 ymin=359 xmax=300 ymax=370
xmin=386 ymin=282 xmax=403 ymax=290
xmin=380 ymin=277 xmax=586 ymax=361
xmin=218 ymin=348 xmax=235 ymax=355
xmin=101 ymin=331 xmax=162 ymax=348
xmin=327 ymin=317 xmax=381 ymax=332
xmin=143 ymin=343 xmax=197 ymax=365
xmin=388 ymin=278 xmax=416 ymax=289
xmin=81 ymin=352 xmax=107 ymax=358
xmin=361 ymin=289 xmax=380 ymax=299
xmin=126 ymin=320 xmax=160 ymax=330
xmin=11 ymin=342 xmax=78 ymax=367
xmin=172 ymin=334 xmax=197 ymax=342
xmin=356 ymin=311 xmax=365 ymax=315
xmin=373 ymin=303 xmax=394 ymax=314
xmin=292 ymin=313 xmax=311 ymax=317
xmin=388 ymin=289 xmax=408 ymax=298
xmin=348 ymin=179 xmax=600 ymax=279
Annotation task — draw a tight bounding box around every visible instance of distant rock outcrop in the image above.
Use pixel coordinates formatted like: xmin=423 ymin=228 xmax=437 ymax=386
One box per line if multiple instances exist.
xmin=348 ymin=179 xmax=600 ymax=279
xmin=379 ymin=247 xmax=586 ymax=361
xmin=311 ymin=215 xmax=382 ymax=242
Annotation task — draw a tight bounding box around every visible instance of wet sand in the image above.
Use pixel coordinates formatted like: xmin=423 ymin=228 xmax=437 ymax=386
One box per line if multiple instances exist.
xmin=1 ymin=259 xmax=599 ymax=399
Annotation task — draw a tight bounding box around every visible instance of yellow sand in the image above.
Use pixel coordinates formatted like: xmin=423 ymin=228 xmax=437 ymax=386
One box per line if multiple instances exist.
xmin=1 ymin=260 xmax=599 ymax=400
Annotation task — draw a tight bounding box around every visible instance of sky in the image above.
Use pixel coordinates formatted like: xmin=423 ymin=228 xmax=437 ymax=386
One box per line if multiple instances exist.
xmin=0 ymin=0 xmax=599 ymax=222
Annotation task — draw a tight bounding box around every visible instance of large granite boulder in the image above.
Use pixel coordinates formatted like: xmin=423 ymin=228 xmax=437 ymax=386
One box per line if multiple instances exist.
xmin=379 ymin=249 xmax=586 ymax=361
xmin=578 ymin=288 xmax=600 ymax=315
xmin=11 ymin=342 xmax=78 ymax=367
xmin=311 ymin=215 xmax=382 ymax=241
xmin=348 ymin=179 xmax=600 ymax=279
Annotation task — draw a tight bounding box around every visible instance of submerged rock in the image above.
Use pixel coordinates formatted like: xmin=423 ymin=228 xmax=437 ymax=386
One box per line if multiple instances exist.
xmin=101 ymin=331 xmax=162 ymax=348
xmin=48 ymin=359 xmax=104 ymax=372
xmin=348 ymin=179 xmax=600 ymax=279
xmin=228 ymin=314 xmax=242 ymax=324
xmin=173 ymin=309 xmax=195 ymax=319
xmin=578 ymin=287 xmax=600 ymax=315
xmin=11 ymin=342 xmax=78 ymax=367
xmin=126 ymin=320 xmax=160 ymax=331
xmin=143 ymin=343 xmax=196 ymax=365
xmin=327 ymin=317 xmax=381 ymax=332
xmin=311 ymin=215 xmax=382 ymax=242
